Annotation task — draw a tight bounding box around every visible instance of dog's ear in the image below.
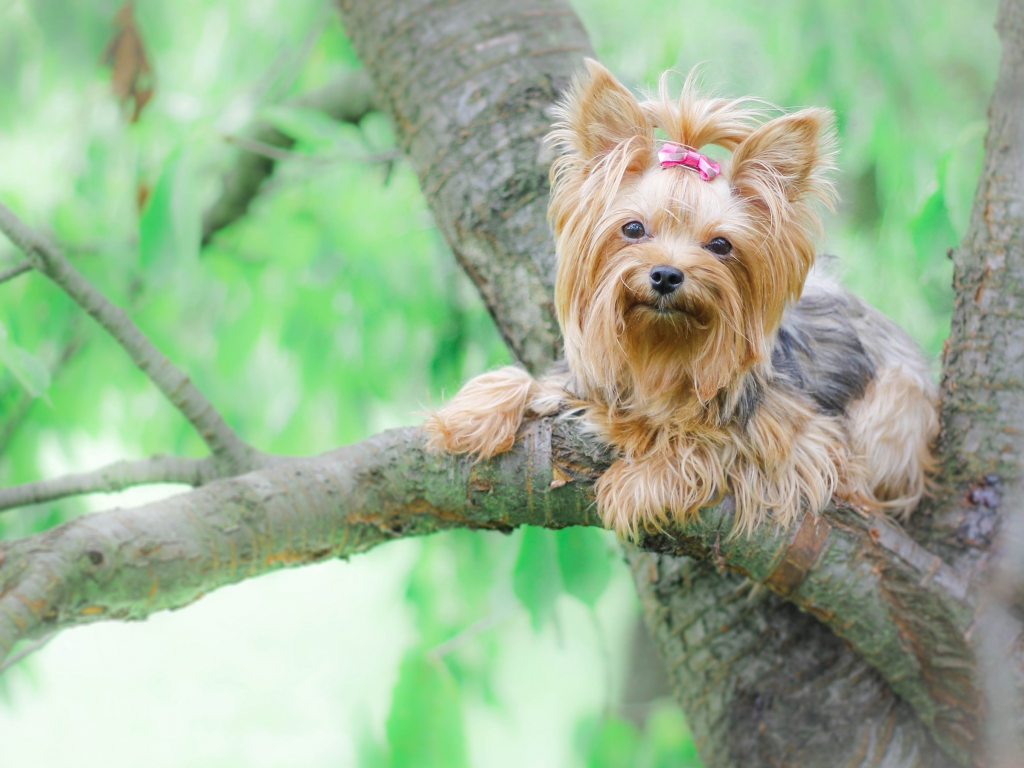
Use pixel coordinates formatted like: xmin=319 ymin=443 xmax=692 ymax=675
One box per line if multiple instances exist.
xmin=729 ymin=108 xmax=836 ymax=214
xmin=556 ymin=59 xmax=649 ymax=162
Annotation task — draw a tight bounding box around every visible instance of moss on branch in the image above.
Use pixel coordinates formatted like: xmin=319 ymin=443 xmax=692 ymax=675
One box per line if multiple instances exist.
xmin=0 ymin=418 xmax=980 ymax=758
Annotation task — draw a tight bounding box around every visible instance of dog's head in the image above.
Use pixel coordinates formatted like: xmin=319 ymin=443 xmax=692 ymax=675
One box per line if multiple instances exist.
xmin=549 ymin=61 xmax=836 ymax=408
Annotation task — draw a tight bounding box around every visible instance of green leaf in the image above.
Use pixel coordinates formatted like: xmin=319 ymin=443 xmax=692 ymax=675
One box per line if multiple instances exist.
xmin=386 ymin=649 xmax=468 ymax=768
xmin=942 ymin=121 xmax=987 ymax=237
xmin=512 ymin=525 xmax=562 ymax=631
xmin=0 ymin=322 xmax=50 ymax=398
xmin=643 ymin=704 xmax=702 ymax=768
xmin=556 ymin=526 xmax=614 ymax=609
xmin=909 ymin=180 xmax=957 ymax=266
xmin=353 ymin=710 xmax=390 ymax=768
xmin=139 ymin=146 xmax=200 ymax=273
xmin=576 ymin=715 xmax=642 ymax=768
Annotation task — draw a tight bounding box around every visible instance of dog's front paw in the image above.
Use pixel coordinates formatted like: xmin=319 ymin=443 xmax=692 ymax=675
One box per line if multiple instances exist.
xmin=423 ymin=367 xmax=537 ymax=459
xmin=596 ymin=455 xmax=715 ymax=538
xmin=596 ymin=459 xmax=671 ymax=538
xmin=424 ymin=403 xmax=522 ymax=458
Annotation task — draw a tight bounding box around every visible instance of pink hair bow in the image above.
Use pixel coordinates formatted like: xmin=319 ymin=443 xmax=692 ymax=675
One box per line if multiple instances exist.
xmin=658 ymin=143 xmax=721 ymax=181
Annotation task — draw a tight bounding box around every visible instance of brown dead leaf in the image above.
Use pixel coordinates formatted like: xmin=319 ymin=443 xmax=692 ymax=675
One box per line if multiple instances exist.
xmin=135 ymin=182 xmax=151 ymax=212
xmin=101 ymin=2 xmax=154 ymax=123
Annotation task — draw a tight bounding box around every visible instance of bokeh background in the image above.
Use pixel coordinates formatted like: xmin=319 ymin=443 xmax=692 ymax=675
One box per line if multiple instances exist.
xmin=0 ymin=0 xmax=998 ymax=765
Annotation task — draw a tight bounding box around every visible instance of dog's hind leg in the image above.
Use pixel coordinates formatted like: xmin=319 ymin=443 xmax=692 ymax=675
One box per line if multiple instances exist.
xmin=844 ymin=365 xmax=938 ymax=518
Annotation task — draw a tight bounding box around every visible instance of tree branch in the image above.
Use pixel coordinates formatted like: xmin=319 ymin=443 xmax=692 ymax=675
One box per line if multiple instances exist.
xmin=0 ymin=202 xmax=262 ymax=472
xmin=0 ymin=259 xmax=31 ymax=286
xmin=0 ymin=632 xmax=56 ymax=675
xmin=0 ymin=418 xmax=980 ymax=758
xmin=0 ymin=455 xmax=220 ymax=513
xmin=223 ymin=134 xmax=400 ymax=165
xmin=201 ymin=69 xmax=377 ymax=244
xmin=0 ymin=76 xmax=374 ymax=463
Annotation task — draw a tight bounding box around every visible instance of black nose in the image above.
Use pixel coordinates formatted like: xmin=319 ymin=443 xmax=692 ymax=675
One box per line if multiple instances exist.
xmin=649 ymin=265 xmax=684 ymax=296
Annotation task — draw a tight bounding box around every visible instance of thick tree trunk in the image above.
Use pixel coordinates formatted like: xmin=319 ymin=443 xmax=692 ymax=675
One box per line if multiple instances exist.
xmin=920 ymin=0 xmax=1024 ymax=760
xmin=335 ymin=0 xmax=590 ymax=374
xmin=628 ymin=551 xmax=952 ymax=768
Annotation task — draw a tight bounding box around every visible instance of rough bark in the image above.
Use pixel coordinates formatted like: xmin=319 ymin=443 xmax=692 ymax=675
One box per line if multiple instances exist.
xmin=628 ymin=550 xmax=953 ymax=768
xmin=922 ymin=0 xmax=1024 ymax=760
xmin=335 ymin=0 xmax=589 ymax=374
xmin=0 ymin=422 xmax=592 ymax=655
xmin=935 ymin=0 xmax=1024 ymax=515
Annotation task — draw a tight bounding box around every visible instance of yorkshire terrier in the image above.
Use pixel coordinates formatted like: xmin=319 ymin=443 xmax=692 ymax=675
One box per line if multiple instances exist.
xmin=425 ymin=60 xmax=938 ymax=537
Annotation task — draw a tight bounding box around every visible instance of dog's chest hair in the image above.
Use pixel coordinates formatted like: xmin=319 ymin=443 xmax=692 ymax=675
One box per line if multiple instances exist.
xmin=721 ymin=286 xmax=877 ymax=429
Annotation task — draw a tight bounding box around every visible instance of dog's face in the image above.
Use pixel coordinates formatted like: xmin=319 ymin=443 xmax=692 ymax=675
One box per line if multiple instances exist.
xmin=549 ymin=61 xmax=835 ymax=409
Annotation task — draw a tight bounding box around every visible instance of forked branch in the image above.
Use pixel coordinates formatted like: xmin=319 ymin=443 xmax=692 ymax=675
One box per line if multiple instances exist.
xmin=0 ymin=259 xmax=31 ymax=286
xmin=0 ymin=202 xmax=261 ymax=472
xmin=0 ymin=455 xmax=223 ymax=513
xmin=0 ymin=419 xmax=980 ymax=760
xmin=0 ymin=74 xmax=375 ymax=471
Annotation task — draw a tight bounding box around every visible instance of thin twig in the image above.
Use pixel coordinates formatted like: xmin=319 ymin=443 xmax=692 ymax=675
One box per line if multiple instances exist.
xmin=0 ymin=259 xmax=31 ymax=286
xmin=202 ymin=70 xmax=376 ymax=244
xmin=251 ymin=0 xmax=332 ymax=104
xmin=0 ymin=202 xmax=259 ymax=470
xmin=225 ymin=134 xmax=401 ymax=165
xmin=0 ymin=632 xmax=57 ymax=676
xmin=429 ymin=608 xmax=515 ymax=659
xmin=224 ymin=135 xmax=301 ymax=162
xmin=0 ymin=455 xmax=220 ymax=513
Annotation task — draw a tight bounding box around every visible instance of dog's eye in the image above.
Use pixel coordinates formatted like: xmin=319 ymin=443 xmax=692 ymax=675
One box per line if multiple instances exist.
xmin=704 ymin=237 xmax=733 ymax=256
xmin=622 ymin=221 xmax=646 ymax=240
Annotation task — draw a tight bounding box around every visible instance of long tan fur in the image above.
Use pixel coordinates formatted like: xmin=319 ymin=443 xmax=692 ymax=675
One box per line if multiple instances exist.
xmin=424 ymin=61 xmax=938 ymax=537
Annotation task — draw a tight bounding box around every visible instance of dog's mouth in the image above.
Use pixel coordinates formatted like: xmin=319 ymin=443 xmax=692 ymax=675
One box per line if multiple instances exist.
xmin=651 ymin=297 xmax=684 ymax=316
xmin=630 ymin=296 xmax=710 ymax=326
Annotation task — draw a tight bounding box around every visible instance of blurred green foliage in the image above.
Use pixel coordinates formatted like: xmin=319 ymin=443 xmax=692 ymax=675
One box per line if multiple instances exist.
xmin=0 ymin=0 xmax=998 ymax=765
xmin=576 ymin=706 xmax=702 ymax=768
xmin=386 ymin=649 xmax=469 ymax=768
